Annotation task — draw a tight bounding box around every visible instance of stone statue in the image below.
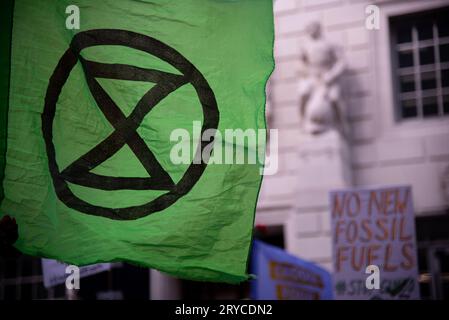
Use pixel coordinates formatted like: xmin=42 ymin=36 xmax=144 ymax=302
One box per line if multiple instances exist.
xmin=297 ymin=21 xmax=348 ymax=138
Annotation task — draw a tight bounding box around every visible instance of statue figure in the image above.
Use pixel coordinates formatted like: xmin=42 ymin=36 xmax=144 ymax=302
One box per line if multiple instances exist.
xmin=298 ymin=21 xmax=348 ymax=138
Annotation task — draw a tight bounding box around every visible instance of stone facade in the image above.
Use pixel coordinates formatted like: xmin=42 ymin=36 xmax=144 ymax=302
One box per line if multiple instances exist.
xmin=256 ymin=0 xmax=449 ymax=271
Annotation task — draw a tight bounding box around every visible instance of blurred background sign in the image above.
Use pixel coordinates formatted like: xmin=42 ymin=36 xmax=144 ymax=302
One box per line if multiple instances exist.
xmin=250 ymin=240 xmax=333 ymax=300
xmin=330 ymin=186 xmax=420 ymax=300
xmin=41 ymin=259 xmax=112 ymax=288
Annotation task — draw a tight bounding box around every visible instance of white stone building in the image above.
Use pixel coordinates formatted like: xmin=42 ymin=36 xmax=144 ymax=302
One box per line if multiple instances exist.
xmin=256 ymin=0 xmax=449 ymax=299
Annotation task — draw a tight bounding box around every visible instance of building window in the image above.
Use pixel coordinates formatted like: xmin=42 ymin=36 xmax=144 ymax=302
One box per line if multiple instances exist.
xmin=390 ymin=7 xmax=449 ymax=120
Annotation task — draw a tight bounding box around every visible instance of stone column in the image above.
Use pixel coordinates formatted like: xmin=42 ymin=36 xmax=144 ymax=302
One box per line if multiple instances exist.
xmin=285 ymin=130 xmax=352 ymax=271
xmin=150 ymin=269 xmax=182 ymax=300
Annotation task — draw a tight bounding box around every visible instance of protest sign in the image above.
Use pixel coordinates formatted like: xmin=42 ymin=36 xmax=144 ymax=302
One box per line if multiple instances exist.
xmin=41 ymin=259 xmax=112 ymax=288
xmin=330 ymin=186 xmax=420 ymax=299
xmin=251 ymin=240 xmax=333 ymax=300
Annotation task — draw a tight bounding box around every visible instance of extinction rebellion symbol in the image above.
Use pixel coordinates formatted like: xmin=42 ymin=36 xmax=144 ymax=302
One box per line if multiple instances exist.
xmin=42 ymin=29 xmax=219 ymax=220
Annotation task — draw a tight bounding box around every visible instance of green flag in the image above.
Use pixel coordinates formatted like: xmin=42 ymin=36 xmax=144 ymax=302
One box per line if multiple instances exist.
xmin=0 ymin=0 xmax=274 ymax=282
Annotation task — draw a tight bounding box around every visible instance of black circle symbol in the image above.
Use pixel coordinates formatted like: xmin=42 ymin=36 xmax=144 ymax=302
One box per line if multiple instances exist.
xmin=42 ymin=29 xmax=219 ymax=220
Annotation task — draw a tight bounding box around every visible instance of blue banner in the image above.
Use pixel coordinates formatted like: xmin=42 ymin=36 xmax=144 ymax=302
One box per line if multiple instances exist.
xmin=250 ymin=240 xmax=333 ymax=300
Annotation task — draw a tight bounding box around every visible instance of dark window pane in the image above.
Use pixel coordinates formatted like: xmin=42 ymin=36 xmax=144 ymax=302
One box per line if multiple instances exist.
xmin=399 ymin=51 xmax=414 ymax=68
xmin=421 ymin=71 xmax=437 ymax=90
xmin=400 ymin=75 xmax=415 ymax=92
xmin=417 ymin=21 xmax=434 ymax=40
xmin=419 ymin=46 xmax=435 ymax=65
xmin=401 ymin=99 xmax=418 ymax=119
xmin=20 ymin=284 xmax=33 ymax=300
xmin=442 ymin=69 xmax=449 ymax=88
xmin=5 ymin=259 xmax=17 ymax=277
xmin=423 ymin=96 xmax=439 ymax=117
xmin=397 ymin=25 xmax=412 ymax=44
xmin=440 ymin=44 xmax=449 ymax=62
xmin=4 ymin=286 xmax=16 ymax=300
xmin=444 ymin=95 xmax=449 ymax=114
xmin=21 ymin=259 xmax=34 ymax=277
xmin=437 ymin=14 xmax=449 ymax=37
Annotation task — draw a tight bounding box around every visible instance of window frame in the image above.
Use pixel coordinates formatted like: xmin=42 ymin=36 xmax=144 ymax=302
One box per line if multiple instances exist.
xmin=373 ymin=0 xmax=449 ymax=140
xmin=390 ymin=7 xmax=449 ymax=121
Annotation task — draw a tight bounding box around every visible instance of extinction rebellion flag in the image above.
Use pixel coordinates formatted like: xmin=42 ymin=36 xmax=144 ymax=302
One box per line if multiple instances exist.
xmin=0 ymin=0 xmax=274 ymax=282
